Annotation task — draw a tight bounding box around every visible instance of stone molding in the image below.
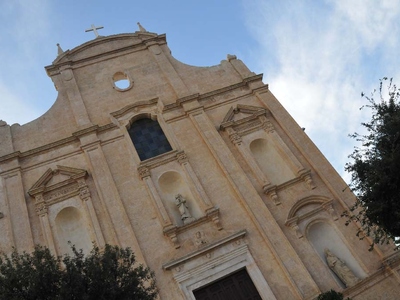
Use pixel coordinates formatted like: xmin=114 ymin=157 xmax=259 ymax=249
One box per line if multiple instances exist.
xmin=220 ymin=104 xmax=317 ymax=203
xmin=162 ymin=74 xmax=263 ymax=112
xmin=27 ymin=165 xmax=105 ymax=254
xmin=285 ymin=196 xmax=339 ymax=238
xmin=46 ymin=33 xmax=166 ymax=74
xmin=162 ymin=229 xmax=247 ymax=270
xmin=137 ymin=150 xmax=221 ymax=248
xmin=0 ymin=124 xmax=118 ymax=165
xmin=162 ymin=229 xmax=277 ymax=300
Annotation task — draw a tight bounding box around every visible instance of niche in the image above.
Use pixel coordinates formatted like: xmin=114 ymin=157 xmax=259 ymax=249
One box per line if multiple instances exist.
xmin=158 ymin=171 xmax=202 ymax=226
xmin=249 ymin=138 xmax=294 ymax=185
xmin=307 ymin=221 xmax=366 ymax=287
xmin=55 ymin=206 xmax=92 ymax=255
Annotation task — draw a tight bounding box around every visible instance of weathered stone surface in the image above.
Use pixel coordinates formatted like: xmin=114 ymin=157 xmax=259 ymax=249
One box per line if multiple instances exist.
xmin=0 ymin=28 xmax=399 ymax=299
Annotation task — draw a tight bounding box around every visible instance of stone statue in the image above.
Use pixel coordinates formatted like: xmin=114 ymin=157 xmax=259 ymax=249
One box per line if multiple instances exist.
xmin=324 ymin=249 xmax=360 ymax=287
xmin=175 ymin=194 xmax=196 ymax=225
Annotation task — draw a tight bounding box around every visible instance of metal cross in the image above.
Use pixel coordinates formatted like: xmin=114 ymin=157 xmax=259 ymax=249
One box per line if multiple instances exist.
xmin=85 ymin=24 xmax=104 ymax=38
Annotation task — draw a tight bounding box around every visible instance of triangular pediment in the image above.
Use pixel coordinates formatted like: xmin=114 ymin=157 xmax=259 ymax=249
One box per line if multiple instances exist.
xmin=28 ymin=165 xmax=87 ymax=196
xmin=220 ymin=105 xmax=268 ymax=129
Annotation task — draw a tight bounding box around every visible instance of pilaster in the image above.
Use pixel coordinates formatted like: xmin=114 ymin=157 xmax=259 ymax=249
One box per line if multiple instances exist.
xmin=75 ymin=128 xmax=146 ymax=264
xmin=186 ymin=105 xmax=320 ymax=299
xmin=1 ymin=158 xmax=34 ymax=253
xmin=147 ymin=42 xmax=190 ymax=104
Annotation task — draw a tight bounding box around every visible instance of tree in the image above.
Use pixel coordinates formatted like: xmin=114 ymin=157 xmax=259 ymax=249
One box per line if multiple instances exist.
xmin=344 ymin=77 xmax=400 ymax=249
xmin=0 ymin=244 xmax=157 ymax=300
xmin=317 ymin=289 xmax=351 ymax=300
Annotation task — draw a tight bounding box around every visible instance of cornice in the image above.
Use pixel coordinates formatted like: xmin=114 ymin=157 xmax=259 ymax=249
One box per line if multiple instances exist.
xmin=162 ymin=74 xmax=265 ymax=112
xmin=162 ymin=229 xmax=247 ymax=270
xmin=46 ymin=33 xmax=166 ymax=74
xmin=110 ymin=98 xmax=158 ymax=119
xmin=0 ymin=123 xmax=117 ymax=163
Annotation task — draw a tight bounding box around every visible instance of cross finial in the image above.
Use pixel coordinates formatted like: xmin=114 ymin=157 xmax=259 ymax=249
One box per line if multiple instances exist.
xmin=85 ymin=24 xmax=104 ymax=38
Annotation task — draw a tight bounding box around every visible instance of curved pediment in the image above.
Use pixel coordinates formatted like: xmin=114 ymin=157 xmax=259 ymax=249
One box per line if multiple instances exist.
xmin=285 ymin=195 xmax=339 ymax=230
xmin=47 ymin=31 xmax=164 ymax=69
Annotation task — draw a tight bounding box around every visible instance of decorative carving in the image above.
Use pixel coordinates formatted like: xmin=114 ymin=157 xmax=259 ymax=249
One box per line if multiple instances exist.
xmin=174 ymin=266 xmax=182 ymax=272
xmin=79 ymin=187 xmax=91 ymax=201
xmin=206 ymin=207 xmax=223 ymax=230
xmin=163 ymin=225 xmax=180 ymax=249
xmin=35 ymin=202 xmax=48 ymax=216
xmin=138 ymin=166 xmax=151 ymax=179
xmin=291 ymin=223 xmax=303 ymax=239
xmin=175 ymin=194 xmax=196 ymax=225
xmin=229 ymin=132 xmax=242 ymax=145
xmin=77 ymin=178 xmax=86 ymax=188
xmin=44 ymin=185 xmax=77 ymax=201
xmin=298 ymin=169 xmax=316 ymax=190
xmin=260 ymin=116 xmax=275 ymax=133
xmin=177 ymin=151 xmax=188 ymax=164
xmin=323 ymin=203 xmax=339 ymax=221
xmin=34 ymin=194 xmax=44 ymax=204
xmin=325 ymin=249 xmax=360 ymax=287
xmin=195 ymin=231 xmax=207 ymax=246
xmin=29 ymin=166 xmax=89 ymax=206
xmin=285 ymin=217 xmax=303 ymax=239
xmin=263 ymin=184 xmax=280 ymax=205
xmin=61 ymin=69 xmax=73 ymax=81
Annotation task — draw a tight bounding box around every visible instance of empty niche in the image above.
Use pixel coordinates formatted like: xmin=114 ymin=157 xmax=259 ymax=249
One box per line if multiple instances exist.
xmin=55 ymin=206 xmax=92 ymax=255
xmin=307 ymin=221 xmax=366 ymax=287
xmin=158 ymin=171 xmax=201 ymax=226
xmin=249 ymin=138 xmax=294 ymax=185
xmin=112 ymin=71 xmax=132 ymax=91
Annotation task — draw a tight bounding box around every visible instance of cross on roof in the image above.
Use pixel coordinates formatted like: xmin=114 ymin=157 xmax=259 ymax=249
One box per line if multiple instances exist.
xmin=85 ymin=24 xmax=104 ymax=38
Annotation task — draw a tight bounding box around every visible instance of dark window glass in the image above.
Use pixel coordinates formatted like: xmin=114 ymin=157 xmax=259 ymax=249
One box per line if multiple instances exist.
xmin=193 ymin=269 xmax=261 ymax=300
xmin=128 ymin=118 xmax=172 ymax=160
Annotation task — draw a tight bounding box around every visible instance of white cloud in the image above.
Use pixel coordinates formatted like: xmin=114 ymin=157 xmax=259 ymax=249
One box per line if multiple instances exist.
xmin=0 ymin=82 xmax=41 ymax=125
xmin=0 ymin=0 xmax=53 ymax=125
xmin=243 ymin=0 xmax=400 ymax=180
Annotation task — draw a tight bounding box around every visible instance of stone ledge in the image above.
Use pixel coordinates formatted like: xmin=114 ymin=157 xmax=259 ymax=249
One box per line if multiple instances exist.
xmin=162 ymin=229 xmax=246 ymax=270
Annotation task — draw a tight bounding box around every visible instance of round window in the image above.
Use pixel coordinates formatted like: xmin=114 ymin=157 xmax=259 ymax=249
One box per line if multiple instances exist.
xmin=112 ymin=72 xmax=133 ymax=91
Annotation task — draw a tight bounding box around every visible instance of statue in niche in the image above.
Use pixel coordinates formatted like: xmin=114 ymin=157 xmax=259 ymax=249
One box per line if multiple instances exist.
xmin=324 ymin=248 xmax=360 ymax=287
xmin=175 ymin=194 xmax=196 ymax=225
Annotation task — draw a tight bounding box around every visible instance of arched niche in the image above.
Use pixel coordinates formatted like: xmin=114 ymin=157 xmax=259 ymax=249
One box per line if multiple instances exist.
xmin=307 ymin=221 xmax=366 ymax=287
xmin=249 ymin=138 xmax=294 ymax=185
xmin=55 ymin=206 xmax=92 ymax=255
xmin=158 ymin=171 xmax=201 ymax=226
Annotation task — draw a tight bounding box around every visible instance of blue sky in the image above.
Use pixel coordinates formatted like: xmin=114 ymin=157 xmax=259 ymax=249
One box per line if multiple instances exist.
xmin=1 ymin=0 xmax=399 ymax=181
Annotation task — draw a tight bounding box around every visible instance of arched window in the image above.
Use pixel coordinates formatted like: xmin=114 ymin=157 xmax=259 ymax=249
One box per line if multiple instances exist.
xmin=128 ymin=118 xmax=172 ymax=160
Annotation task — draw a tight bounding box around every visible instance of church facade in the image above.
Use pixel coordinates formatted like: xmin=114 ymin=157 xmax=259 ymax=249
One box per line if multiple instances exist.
xmin=0 ymin=25 xmax=399 ymax=299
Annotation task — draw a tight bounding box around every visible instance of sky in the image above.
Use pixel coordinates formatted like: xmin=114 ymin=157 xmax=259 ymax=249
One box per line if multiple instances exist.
xmin=0 ymin=0 xmax=399 ymax=182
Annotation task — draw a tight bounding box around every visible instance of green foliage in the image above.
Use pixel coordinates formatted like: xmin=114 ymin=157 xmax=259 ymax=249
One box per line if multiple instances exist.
xmin=344 ymin=78 xmax=400 ymax=249
xmin=0 ymin=244 xmax=157 ymax=300
xmin=317 ymin=289 xmax=351 ymax=300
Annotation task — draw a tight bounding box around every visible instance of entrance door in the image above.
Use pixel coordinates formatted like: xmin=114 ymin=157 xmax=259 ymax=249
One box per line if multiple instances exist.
xmin=193 ymin=269 xmax=262 ymax=300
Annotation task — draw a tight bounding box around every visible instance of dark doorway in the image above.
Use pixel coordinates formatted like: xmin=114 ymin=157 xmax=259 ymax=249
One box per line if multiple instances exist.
xmin=193 ymin=269 xmax=262 ymax=300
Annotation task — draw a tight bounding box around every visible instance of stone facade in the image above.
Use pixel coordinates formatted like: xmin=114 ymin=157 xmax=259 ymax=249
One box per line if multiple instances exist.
xmin=0 ymin=27 xmax=399 ymax=299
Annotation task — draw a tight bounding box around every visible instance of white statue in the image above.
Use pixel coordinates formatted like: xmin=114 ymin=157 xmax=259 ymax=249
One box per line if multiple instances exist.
xmin=325 ymin=249 xmax=360 ymax=287
xmin=175 ymin=194 xmax=196 ymax=225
